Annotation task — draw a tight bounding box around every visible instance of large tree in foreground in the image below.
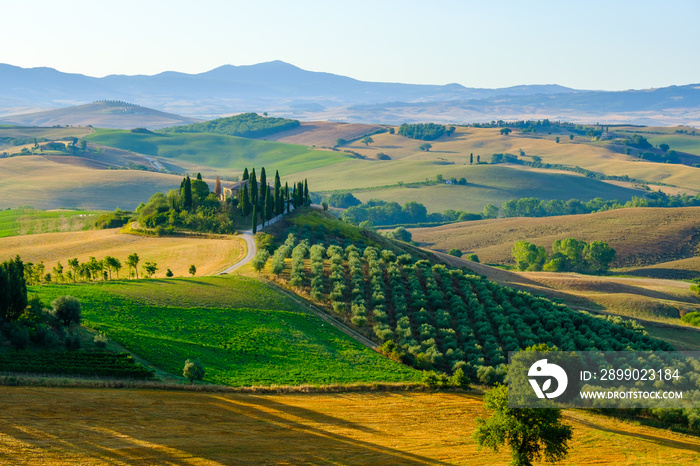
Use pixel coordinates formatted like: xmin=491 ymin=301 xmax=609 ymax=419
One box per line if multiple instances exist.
xmin=474 ymin=384 xmax=573 ymax=466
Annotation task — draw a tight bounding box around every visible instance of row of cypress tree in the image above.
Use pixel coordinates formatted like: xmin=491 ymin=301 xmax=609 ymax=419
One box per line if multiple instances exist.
xmin=237 ymin=167 xmax=310 ymax=232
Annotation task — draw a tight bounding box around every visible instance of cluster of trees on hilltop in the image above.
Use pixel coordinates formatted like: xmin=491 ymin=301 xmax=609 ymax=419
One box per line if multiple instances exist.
xmin=138 ymin=172 xmax=235 ymax=234
xmin=137 ymin=168 xmax=309 ymax=235
xmin=512 ymin=238 xmax=616 ymax=273
xmin=160 ymin=113 xmax=300 ymax=138
xmin=397 ymin=123 xmax=454 ymax=141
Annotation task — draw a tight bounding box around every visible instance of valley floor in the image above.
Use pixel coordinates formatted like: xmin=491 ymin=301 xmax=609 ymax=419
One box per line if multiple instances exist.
xmin=1 ymin=388 xmax=698 ymax=465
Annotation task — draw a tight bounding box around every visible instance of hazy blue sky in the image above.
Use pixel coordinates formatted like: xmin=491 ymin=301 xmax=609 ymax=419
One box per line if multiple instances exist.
xmin=3 ymin=0 xmax=699 ymax=90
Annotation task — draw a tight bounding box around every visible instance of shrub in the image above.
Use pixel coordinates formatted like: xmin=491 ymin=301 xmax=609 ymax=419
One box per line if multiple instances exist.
xmin=448 ymin=248 xmax=462 ymax=257
xmin=51 ymin=296 xmax=81 ymax=326
xmin=94 ymin=332 xmax=108 ymax=348
xmin=65 ymin=332 xmax=82 ymax=350
xmin=450 ymin=367 xmax=471 ymax=389
xmin=8 ymin=324 xmax=30 ymax=350
xmin=252 ymin=250 xmax=271 ymax=272
xmin=466 ymin=253 xmax=479 ymax=263
xmin=422 ymin=370 xmax=450 ymax=388
xmin=183 ymin=358 xmax=205 ymax=383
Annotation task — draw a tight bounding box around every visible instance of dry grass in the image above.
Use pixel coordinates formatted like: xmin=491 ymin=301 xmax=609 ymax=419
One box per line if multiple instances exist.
xmin=0 ymin=388 xmax=697 ymax=465
xmin=0 ymin=229 xmax=245 ymax=277
xmin=0 ymin=155 xmax=183 ymax=210
xmin=260 ymin=121 xmax=384 ymax=147
xmin=410 ymin=207 xmax=700 ymax=268
xmin=621 ymin=256 xmax=700 ymax=280
xmin=307 ymin=126 xmax=700 ymax=192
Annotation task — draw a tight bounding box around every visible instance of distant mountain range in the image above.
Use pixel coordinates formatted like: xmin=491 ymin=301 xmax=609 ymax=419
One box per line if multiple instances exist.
xmin=1 ymin=61 xmax=699 ymax=126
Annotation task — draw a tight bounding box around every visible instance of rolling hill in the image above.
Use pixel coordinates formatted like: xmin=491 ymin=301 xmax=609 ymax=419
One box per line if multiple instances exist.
xmin=409 ymin=207 xmax=700 ymax=267
xmin=0 ymin=155 xmax=184 ymax=210
xmin=84 ymin=128 xmax=348 ymax=176
xmin=1 ymin=101 xmax=200 ymax=129
xmin=3 ymin=61 xmax=700 ymax=124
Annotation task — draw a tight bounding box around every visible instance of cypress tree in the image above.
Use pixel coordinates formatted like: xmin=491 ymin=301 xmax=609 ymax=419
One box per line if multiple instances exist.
xmin=274 ymin=170 xmax=282 ymax=215
xmin=297 ymin=182 xmax=304 ymax=208
xmin=259 ymin=167 xmax=267 ymax=207
xmin=250 ymin=169 xmax=258 ymax=207
xmin=0 ymin=256 xmax=27 ymax=322
xmin=265 ymin=188 xmax=273 ymax=221
xmin=292 ymin=183 xmax=298 ymax=208
xmin=252 ymin=205 xmax=257 ymax=234
xmin=214 ymin=176 xmax=222 ymax=198
xmin=183 ymin=176 xmax=193 ymax=211
xmin=242 ymin=167 xmax=249 ymax=181
xmin=304 ymin=179 xmax=309 ymax=205
xmin=238 ymin=186 xmax=251 ymax=216
xmin=285 ymin=182 xmax=290 ymax=213
xmin=196 ymin=172 xmax=202 ymax=180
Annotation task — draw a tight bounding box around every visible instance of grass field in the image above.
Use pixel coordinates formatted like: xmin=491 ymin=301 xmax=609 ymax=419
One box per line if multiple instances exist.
xmin=409 ymin=207 xmax=700 ymax=267
xmin=85 ymin=128 xmax=348 ymax=177
xmin=349 ymin=165 xmax=641 ymax=213
xmin=292 ymin=126 xmax=700 ymax=197
xmin=260 ymin=121 xmax=384 ymax=147
xmin=0 ymin=155 xmax=183 ymax=210
xmin=1 ymin=388 xmax=697 ymax=465
xmin=0 ymin=228 xmax=245 ymax=277
xmin=621 ymin=256 xmax=700 ymax=280
xmin=0 ymin=207 xmax=103 ymax=238
xmin=31 ymin=277 xmax=421 ymax=386
xmin=0 ymin=125 xmax=93 ymax=151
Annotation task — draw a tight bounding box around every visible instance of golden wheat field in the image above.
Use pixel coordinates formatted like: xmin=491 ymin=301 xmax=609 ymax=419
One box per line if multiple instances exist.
xmin=0 ymin=229 xmax=245 ymax=277
xmin=0 ymin=388 xmax=697 ymax=465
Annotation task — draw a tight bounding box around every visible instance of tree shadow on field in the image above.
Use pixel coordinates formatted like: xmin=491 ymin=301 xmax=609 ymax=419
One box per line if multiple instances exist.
xmin=566 ymin=415 xmax=700 ymax=454
xmin=0 ymin=388 xmax=454 ymax=465
xmin=227 ymin=395 xmax=380 ymax=434
xmin=208 ymin=395 xmax=453 ymax=465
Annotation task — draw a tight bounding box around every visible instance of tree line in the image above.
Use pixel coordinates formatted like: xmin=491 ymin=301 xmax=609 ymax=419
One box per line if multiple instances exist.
xmin=336 ymin=191 xmax=700 ymax=228
xmin=397 ymin=123 xmax=454 ymax=141
xmin=21 ymin=253 xmax=196 ymax=285
xmin=160 ymin=112 xmax=300 ymax=139
xmin=512 ymin=238 xmax=616 ymax=273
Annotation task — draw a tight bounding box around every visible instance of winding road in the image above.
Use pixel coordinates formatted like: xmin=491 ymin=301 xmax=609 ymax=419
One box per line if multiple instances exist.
xmin=215 ymin=211 xmax=289 ymax=275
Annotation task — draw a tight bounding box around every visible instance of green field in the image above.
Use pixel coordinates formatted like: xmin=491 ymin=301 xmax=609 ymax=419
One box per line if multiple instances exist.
xmin=347 ymin=165 xmax=642 ymax=213
xmin=85 ymin=129 xmax=348 ymax=176
xmin=0 ymin=207 xmax=102 ymax=238
xmin=31 ymin=276 xmax=421 ymax=386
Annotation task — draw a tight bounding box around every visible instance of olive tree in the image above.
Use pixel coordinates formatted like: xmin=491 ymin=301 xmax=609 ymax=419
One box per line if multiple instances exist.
xmin=474 ymin=384 xmax=573 ymax=466
xmin=51 ymin=295 xmax=81 ymax=326
xmin=183 ymin=358 xmax=205 ymax=383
